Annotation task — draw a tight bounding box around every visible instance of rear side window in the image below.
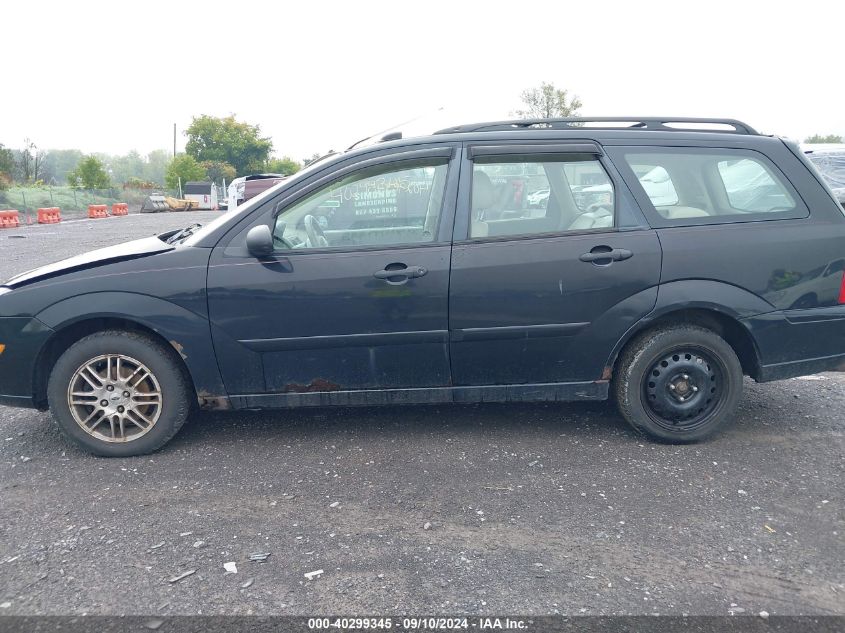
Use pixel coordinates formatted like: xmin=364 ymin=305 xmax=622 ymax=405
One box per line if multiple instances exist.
xmin=469 ymin=157 xmax=615 ymax=239
xmin=616 ymin=148 xmax=805 ymax=225
xmin=629 ymin=164 xmax=679 ymax=206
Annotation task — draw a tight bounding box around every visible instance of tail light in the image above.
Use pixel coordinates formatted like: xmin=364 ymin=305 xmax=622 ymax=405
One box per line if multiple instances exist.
xmin=839 ymin=271 xmax=845 ymax=304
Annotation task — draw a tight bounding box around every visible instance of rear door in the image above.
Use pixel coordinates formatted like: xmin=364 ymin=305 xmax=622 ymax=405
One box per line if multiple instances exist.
xmin=448 ymin=142 xmax=662 ymax=386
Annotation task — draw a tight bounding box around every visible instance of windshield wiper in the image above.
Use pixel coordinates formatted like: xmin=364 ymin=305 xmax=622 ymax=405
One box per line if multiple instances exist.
xmin=166 ymin=223 xmax=202 ymax=244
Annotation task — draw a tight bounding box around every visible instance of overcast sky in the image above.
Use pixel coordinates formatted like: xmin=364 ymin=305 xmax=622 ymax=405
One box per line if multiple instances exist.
xmin=3 ymin=0 xmax=843 ymax=160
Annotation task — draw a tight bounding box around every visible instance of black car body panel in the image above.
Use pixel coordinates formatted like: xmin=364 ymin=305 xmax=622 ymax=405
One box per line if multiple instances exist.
xmin=448 ymin=230 xmax=661 ymax=385
xmin=0 ymin=316 xmax=54 ymax=407
xmin=744 ymin=308 xmax=845 ymax=380
xmin=207 ymin=243 xmax=453 ymax=394
xmin=2 ymin=121 xmax=845 ymax=413
xmin=0 ymin=247 xmax=227 ymax=408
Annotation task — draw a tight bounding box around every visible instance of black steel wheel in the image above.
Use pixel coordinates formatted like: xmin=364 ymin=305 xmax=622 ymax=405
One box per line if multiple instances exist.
xmin=642 ymin=347 xmax=724 ymax=432
xmin=614 ymin=324 xmax=743 ymax=443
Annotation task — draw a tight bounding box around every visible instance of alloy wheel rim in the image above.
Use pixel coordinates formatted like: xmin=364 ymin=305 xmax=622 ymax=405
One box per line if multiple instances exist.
xmin=642 ymin=347 xmax=723 ymax=431
xmin=67 ymin=354 xmax=162 ymax=443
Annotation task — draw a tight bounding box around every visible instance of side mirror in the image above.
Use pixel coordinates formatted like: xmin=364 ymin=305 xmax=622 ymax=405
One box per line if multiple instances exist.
xmin=246 ymin=225 xmax=274 ymax=258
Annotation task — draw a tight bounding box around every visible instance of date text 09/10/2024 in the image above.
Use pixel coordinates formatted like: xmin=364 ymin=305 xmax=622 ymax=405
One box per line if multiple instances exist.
xmin=307 ymin=617 xmax=528 ymax=630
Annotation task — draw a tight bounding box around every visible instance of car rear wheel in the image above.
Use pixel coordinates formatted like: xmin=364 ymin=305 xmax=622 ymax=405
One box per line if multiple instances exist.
xmin=613 ymin=324 xmax=743 ymax=443
xmin=47 ymin=331 xmax=191 ymax=456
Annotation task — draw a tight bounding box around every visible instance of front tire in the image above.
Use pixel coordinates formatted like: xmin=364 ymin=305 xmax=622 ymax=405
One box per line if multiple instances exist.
xmin=47 ymin=331 xmax=191 ymax=456
xmin=613 ymin=325 xmax=743 ymax=443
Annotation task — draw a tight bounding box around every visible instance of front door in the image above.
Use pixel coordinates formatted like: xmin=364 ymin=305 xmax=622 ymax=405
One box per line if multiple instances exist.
xmin=448 ymin=143 xmax=662 ymax=386
xmin=207 ymin=146 xmax=459 ymax=397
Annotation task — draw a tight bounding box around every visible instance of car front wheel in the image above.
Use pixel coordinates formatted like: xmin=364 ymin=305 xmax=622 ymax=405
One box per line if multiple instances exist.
xmin=613 ymin=324 xmax=743 ymax=443
xmin=47 ymin=330 xmax=191 ymax=456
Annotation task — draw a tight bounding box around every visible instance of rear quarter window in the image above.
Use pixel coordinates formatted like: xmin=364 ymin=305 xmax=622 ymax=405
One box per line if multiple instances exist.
xmin=610 ymin=147 xmax=808 ymax=227
xmin=716 ymin=158 xmax=795 ymax=213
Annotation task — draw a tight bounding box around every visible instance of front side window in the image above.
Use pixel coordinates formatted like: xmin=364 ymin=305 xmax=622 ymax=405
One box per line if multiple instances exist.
xmin=620 ymin=149 xmax=802 ymax=224
xmin=469 ymin=156 xmax=615 ymax=238
xmin=273 ymin=158 xmax=448 ymax=250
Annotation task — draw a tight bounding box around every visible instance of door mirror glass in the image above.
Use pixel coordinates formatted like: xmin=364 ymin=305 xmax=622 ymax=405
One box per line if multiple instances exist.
xmin=246 ymin=225 xmax=274 ymax=257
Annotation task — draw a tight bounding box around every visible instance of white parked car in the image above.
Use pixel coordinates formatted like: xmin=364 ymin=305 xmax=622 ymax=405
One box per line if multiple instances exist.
xmin=580 ymin=165 xmax=678 ymax=208
xmin=526 ymin=188 xmax=550 ymax=207
xmin=803 ymin=144 xmax=845 ymax=207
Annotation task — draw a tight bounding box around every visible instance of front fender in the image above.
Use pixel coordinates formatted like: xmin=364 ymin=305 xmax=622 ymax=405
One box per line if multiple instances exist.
xmin=0 ymin=316 xmax=54 ymax=406
xmin=35 ymin=292 xmax=228 ymax=407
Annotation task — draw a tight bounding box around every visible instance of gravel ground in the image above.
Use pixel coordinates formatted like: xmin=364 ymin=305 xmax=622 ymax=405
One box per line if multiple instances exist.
xmin=1 ymin=211 xmax=221 ymax=275
xmin=0 ymin=214 xmax=842 ymax=616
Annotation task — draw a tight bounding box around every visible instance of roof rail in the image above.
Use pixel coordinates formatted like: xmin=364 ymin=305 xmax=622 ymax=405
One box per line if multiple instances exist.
xmin=434 ymin=117 xmax=758 ymax=135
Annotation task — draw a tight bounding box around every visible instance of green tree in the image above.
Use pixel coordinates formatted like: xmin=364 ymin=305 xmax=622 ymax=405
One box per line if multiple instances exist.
xmin=513 ymin=82 xmax=582 ymax=119
xmin=40 ymin=149 xmax=84 ymax=185
xmin=18 ymin=139 xmax=46 ymax=183
xmin=200 ymin=160 xmax=236 ymax=185
xmin=165 ymin=153 xmax=206 ymax=189
xmin=185 ymin=115 xmax=273 ymax=176
xmin=0 ymin=143 xmax=14 ymax=190
xmin=144 ymin=150 xmax=170 ymax=186
xmin=108 ymin=150 xmax=146 ymax=184
xmin=805 ymin=134 xmax=843 ymax=144
xmin=67 ymin=155 xmax=110 ymax=188
xmin=265 ymin=156 xmax=301 ymax=176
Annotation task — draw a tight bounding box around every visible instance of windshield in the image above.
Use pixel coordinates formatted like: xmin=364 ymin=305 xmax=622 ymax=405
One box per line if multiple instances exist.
xmin=181 ymin=154 xmax=342 ymax=246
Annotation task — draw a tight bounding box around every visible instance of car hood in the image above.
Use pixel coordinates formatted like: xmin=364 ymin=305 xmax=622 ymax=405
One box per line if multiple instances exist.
xmin=3 ymin=235 xmax=175 ymax=288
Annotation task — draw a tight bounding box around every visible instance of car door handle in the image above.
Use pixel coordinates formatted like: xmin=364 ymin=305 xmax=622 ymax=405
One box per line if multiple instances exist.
xmin=373 ymin=264 xmax=428 ymax=280
xmin=579 ymin=248 xmax=633 ymax=264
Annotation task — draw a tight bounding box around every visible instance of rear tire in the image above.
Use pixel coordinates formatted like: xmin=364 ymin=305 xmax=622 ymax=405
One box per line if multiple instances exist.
xmin=47 ymin=330 xmax=191 ymax=456
xmin=613 ymin=324 xmax=743 ymax=443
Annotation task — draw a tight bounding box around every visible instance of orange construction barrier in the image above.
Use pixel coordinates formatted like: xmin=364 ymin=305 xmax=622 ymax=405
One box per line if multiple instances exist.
xmin=111 ymin=202 xmax=128 ymax=216
xmin=37 ymin=207 xmax=62 ymax=224
xmin=0 ymin=210 xmax=20 ymax=229
xmin=88 ymin=204 xmax=108 ymax=219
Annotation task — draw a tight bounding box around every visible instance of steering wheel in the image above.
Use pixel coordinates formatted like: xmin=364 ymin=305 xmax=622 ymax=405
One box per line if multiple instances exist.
xmin=304 ymin=214 xmax=329 ymax=248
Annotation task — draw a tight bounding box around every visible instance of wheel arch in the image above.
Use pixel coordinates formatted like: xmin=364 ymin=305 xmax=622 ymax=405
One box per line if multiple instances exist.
xmin=608 ymin=306 xmax=762 ymax=381
xmin=605 ymin=278 xmax=775 ymax=382
xmin=33 ymin=316 xmax=195 ymax=409
xmin=32 ymin=292 xmax=229 ymax=410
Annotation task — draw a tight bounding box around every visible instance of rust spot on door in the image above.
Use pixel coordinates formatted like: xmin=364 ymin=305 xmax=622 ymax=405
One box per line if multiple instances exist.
xmin=283 ymin=378 xmax=342 ymax=393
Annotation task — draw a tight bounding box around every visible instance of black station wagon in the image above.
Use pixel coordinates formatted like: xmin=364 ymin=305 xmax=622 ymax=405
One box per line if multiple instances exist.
xmin=2 ymin=117 xmax=844 ymax=456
